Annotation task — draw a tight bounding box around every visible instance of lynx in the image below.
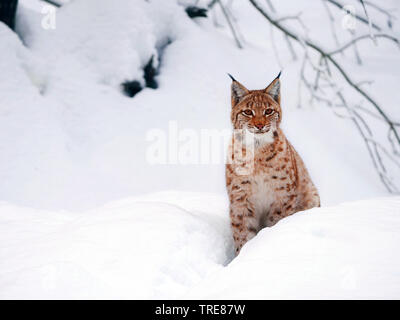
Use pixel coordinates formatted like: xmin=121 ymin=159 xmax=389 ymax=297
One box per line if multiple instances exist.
xmin=226 ymin=73 xmax=320 ymax=255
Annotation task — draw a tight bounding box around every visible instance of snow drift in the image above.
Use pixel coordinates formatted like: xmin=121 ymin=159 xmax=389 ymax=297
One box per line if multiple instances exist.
xmin=187 ymin=196 xmax=400 ymax=299
xmin=1 ymin=193 xmax=399 ymax=299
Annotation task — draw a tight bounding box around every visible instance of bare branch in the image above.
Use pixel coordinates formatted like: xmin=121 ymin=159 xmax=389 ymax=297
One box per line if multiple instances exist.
xmin=284 ymin=34 xmax=297 ymax=60
xmin=208 ymin=0 xmax=218 ymax=9
xmin=359 ymin=0 xmax=376 ymax=42
xmin=217 ymin=0 xmax=243 ymax=49
xmin=265 ymin=0 xmax=276 ymax=13
xmin=329 ymin=33 xmax=400 ymax=55
xmin=321 ymin=0 xmax=341 ymax=51
xmin=248 ymin=0 xmax=400 ymax=152
xmin=363 ymin=0 xmax=397 ymax=29
xmin=324 ymin=0 xmax=382 ymax=31
xmin=248 ymin=0 xmax=400 ymax=192
xmin=41 ymin=0 xmax=61 ymax=7
xmin=276 ymin=13 xmax=309 ymax=35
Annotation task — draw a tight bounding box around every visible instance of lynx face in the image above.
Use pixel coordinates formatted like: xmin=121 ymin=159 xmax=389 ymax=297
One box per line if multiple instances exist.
xmin=233 ymin=94 xmax=281 ymax=134
xmin=230 ymin=75 xmax=282 ymax=138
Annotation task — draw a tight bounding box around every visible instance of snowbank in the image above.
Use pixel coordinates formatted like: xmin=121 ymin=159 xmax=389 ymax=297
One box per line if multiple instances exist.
xmin=0 ymin=192 xmax=232 ymax=299
xmin=0 ymin=193 xmax=399 ymax=299
xmin=187 ymin=196 xmax=400 ymax=299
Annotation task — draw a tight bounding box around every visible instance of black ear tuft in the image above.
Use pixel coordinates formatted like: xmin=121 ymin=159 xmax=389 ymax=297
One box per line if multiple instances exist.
xmin=276 ymin=71 xmax=282 ymax=79
xmin=227 ymin=73 xmax=237 ymax=82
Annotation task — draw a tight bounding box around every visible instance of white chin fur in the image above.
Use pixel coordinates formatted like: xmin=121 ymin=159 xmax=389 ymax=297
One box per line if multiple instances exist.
xmin=243 ymin=129 xmax=275 ymax=148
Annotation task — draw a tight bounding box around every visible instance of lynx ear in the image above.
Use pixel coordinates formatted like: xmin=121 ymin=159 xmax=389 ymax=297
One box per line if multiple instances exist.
xmin=228 ymin=74 xmax=249 ymax=107
xmin=265 ymin=71 xmax=281 ymax=104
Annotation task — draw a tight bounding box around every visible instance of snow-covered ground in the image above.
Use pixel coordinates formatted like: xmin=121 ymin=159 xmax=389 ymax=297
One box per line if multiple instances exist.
xmin=0 ymin=192 xmax=232 ymax=299
xmin=0 ymin=0 xmax=400 ymax=299
xmin=1 ymin=193 xmax=399 ymax=299
xmin=187 ymin=196 xmax=400 ymax=299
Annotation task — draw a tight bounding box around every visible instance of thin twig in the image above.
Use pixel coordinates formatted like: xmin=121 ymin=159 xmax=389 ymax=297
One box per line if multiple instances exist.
xmin=329 ymin=33 xmax=399 ymax=55
xmin=265 ymin=0 xmax=275 ymax=13
xmin=208 ymin=0 xmax=218 ymax=9
xmin=217 ymin=0 xmax=243 ymax=49
xmin=321 ymin=0 xmax=341 ymax=50
xmin=284 ymin=34 xmax=297 ymax=60
xmin=363 ymin=0 xmax=396 ymax=29
xmin=359 ymin=0 xmax=376 ymax=42
xmin=41 ymin=0 xmax=61 ymax=7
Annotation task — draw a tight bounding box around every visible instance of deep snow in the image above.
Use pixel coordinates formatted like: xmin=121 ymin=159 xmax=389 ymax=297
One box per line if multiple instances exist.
xmin=187 ymin=196 xmax=400 ymax=299
xmin=1 ymin=0 xmax=400 ymax=299
xmin=1 ymin=193 xmax=399 ymax=299
xmin=0 ymin=192 xmax=232 ymax=299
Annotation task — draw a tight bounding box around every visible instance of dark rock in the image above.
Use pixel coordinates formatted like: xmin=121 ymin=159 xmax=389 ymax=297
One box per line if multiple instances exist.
xmin=122 ymin=80 xmax=142 ymax=98
xmin=185 ymin=6 xmax=208 ymax=19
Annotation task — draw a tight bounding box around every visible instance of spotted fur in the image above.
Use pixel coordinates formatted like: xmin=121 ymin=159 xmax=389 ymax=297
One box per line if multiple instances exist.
xmin=226 ymin=74 xmax=320 ymax=255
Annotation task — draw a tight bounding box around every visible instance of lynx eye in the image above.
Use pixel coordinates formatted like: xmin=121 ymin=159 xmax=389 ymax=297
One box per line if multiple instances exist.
xmin=242 ymin=109 xmax=254 ymax=116
xmin=264 ymin=108 xmax=274 ymax=116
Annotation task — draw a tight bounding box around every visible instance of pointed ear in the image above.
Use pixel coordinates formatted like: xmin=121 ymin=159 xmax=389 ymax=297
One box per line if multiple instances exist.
xmin=265 ymin=72 xmax=281 ymax=104
xmin=229 ymin=74 xmax=249 ymax=107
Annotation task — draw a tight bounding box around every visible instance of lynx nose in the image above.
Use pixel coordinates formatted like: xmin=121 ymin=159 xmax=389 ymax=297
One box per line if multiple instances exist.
xmin=255 ymin=123 xmax=264 ymax=130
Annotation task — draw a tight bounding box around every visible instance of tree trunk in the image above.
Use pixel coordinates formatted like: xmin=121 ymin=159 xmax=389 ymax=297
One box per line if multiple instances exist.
xmin=0 ymin=0 xmax=18 ymax=30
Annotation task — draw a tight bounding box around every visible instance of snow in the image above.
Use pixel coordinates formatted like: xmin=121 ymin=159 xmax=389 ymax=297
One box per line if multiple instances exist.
xmin=3 ymin=0 xmax=397 ymax=210
xmin=0 ymin=192 xmax=232 ymax=299
xmin=1 ymin=193 xmax=399 ymax=299
xmin=0 ymin=0 xmax=399 ymax=299
xmin=187 ymin=197 xmax=400 ymax=299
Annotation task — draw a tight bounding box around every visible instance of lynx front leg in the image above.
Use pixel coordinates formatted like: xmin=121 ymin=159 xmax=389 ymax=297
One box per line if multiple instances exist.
xmin=300 ymin=184 xmax=320 ymax=210
xmin=229 ymin=196 xmax=257 ymax=255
